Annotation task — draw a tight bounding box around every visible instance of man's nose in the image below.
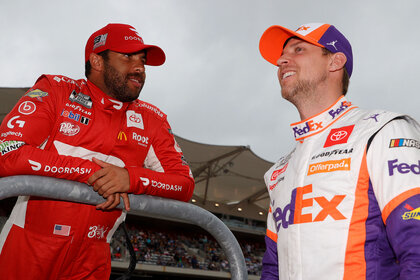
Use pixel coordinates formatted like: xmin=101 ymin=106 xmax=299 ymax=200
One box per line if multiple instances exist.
xmin=132 ymin=56 xmax=146 ymax=73
xmin=133 ymin=65 xmax=145 ymax=73
xmin=276 ymin=55 xmax=289 ymax=67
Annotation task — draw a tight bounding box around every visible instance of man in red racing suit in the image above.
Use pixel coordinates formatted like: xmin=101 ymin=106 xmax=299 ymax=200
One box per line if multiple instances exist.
xmin=0 ymin=23 xmax=194 ymax=279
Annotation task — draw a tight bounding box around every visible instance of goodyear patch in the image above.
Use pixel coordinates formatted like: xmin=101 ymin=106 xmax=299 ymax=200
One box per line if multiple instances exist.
xmin=25 ymin=89 xmax=48 ymax=101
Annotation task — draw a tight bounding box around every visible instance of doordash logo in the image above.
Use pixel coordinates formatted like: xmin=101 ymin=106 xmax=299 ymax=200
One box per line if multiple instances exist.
xmin=272 ymin=184 xmax=346 ymax=231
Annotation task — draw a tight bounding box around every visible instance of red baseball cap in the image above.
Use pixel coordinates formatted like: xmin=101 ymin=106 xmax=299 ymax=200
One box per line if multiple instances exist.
xmin=85 ymin=23 xmax=166 ymax=66
xmin=259 ymin=23 xmax=353 ymax=77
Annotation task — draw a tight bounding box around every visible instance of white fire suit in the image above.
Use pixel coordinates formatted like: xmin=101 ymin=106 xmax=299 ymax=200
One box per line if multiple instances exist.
xmin=261 ymin=96 xmax=420 ymax=279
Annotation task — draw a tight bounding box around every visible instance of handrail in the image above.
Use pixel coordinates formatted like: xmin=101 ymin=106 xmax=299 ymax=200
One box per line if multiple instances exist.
xmin=0 ymin=175 xmax=247 ymax=280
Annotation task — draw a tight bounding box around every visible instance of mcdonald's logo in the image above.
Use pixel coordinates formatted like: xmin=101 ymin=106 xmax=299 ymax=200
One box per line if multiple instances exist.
xmin=117 ymin=131 xmax=127 ymax=141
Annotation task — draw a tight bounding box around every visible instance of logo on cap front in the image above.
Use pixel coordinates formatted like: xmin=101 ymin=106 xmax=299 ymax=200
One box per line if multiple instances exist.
xmin=125 ymin=28 xmax=144 ymax=43
xmin=295 ymin=23 xmax=324 ymax=36
xmin=93 ymin=34 xmax=108 ymax=50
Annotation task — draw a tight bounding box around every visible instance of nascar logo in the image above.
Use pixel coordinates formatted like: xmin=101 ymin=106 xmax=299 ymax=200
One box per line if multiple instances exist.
xmin=389 ymin=138 xmax=420 ymax=149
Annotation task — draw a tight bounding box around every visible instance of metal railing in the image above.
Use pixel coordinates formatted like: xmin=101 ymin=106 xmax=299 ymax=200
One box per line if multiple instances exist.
xmin=0 ymin=175 xmax=247 ymax=280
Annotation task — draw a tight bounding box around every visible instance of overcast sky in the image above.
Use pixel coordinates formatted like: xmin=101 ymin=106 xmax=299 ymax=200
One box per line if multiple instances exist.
xmin=1 ymin=0 xmax=419 ymax=162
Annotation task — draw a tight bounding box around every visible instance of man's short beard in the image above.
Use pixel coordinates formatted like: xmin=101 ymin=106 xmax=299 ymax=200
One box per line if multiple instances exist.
xmin=282 ymin=73 xmax=327 ymax=106
xmin=103 ymin=61 xmax=142 ymax=103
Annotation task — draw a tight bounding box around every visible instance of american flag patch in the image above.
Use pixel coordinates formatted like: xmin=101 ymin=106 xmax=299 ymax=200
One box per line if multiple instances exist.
xmin=53 ymin=224 xmax=71 ymax=236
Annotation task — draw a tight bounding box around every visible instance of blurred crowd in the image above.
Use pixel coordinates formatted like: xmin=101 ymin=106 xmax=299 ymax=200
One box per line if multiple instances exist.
xmin=111 ymin=224 xmax=264 ymax=276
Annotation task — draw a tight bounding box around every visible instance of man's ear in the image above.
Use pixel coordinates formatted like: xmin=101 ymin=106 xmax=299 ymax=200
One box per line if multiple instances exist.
xmin=329 ymin=52 xmax=347 ymax=73
xmin=89 ymin=53 xmax=104 ymax=72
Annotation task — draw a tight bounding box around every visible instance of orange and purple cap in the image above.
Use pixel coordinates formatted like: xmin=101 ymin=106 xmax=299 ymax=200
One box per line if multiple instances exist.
xmin=259 ymin=23 xmax=353 ymax=77
xmin=85 ymin=23 xmax=166 ymax=66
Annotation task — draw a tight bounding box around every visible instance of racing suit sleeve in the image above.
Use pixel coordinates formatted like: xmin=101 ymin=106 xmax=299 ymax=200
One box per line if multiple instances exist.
xmin=261 ymin=206 xmax=279 ymax=279
xmin=367 ymin=116 xmax=420 ymax=279
xmin=0 ymin=76 xmax=100 ymax=183
xmin=125 ymin=119 xmax=194 ymax=202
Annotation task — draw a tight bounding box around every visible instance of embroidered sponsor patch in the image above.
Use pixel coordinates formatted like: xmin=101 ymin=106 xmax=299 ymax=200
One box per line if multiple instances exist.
xmin=1 ymin=131 xmax=23 ymax=138
xmin=133 ymin=132 xmax=149 ymax=147
xmin=402 ymin=204 xmax=420 ymax=221
xmin=18 ymin=101 xmax=36 ymax=115
xmin=272 ymin=184 xmax=346 ymax=231
xmin=269 ymin=177 xmax=284 ymax=191
xmin=93 ymin=33 xmax=108 ymax=50
xmin=69 ymin=90 xmax=92 ymax=109
xmin=88 ymin=225 xmax=109 ymax=239
xmin=137 ymin=102 xmax=164 ymax=118
xmin=0 ymin=140 xmax=24 ymax=155
xmin=389 ymin=138 xmax=420 ymax=149
xmin=28 ymin=160 xmax=92 ymax=174
xmin=6 ymin=116 xmax=25 ymax=129
xmin=59 ymin=122 xmax=80 ymax=136
xmin=126 ymin=110 xmax=144 ymax=129
xmin=307 ymin=158 xmax=351 ymax=175
xmin=293 ymin=120 xmax=323 ymax=139
xmin=117 ymin=131 xmax=127 ymax=141
xmin=328 ymin=101 xmax=352 ymax=119
xmin=25 ymin=89 xmax=48 ymax=101
xmin=388 ymin=159 xmax=420 ymax=176
xmin=61 ymin=109 xmax=90 ymax=125
xmin=271 ymin=163 xmax=288 ymax=181
xmin=323 ymin=125 xmax=354 ymax=148
xmin=140 ymin=177 xmax=182 ymax=192
xmin=311 ymin=148 xmax=353 ymax=160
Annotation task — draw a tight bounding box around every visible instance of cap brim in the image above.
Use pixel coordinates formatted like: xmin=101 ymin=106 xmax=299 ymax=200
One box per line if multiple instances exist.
xmin=143 ymin=45 xmax=166 ymax=66
xmin=111 ymin=44 xmax=166 ymax=66
xmin=259 ymin=25 xmax=323 ymax=66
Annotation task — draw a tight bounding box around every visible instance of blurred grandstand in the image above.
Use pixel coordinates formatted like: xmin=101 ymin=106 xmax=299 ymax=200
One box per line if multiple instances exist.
xmin=0 ymin=87 xmax=272 ymax=279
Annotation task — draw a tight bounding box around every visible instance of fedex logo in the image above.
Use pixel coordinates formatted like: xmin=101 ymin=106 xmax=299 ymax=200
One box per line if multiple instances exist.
xmin=388 ymin=159 xmax=420 ymax=176
xmin=328 ymin=101 xmax=352 ymax=119
xmin=293 ymin=120 xmax=323 ymax=138
xmin=273 ymin=184 xmax=346 ymax=231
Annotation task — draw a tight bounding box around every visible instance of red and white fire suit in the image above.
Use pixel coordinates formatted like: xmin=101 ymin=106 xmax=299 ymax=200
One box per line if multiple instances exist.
xmin=0 ymin=74 xmax=194 ymax=279
xmin=261 ymin=96 xmax=420 ymax=279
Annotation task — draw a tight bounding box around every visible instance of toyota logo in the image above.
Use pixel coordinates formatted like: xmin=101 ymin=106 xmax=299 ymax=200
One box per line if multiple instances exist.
xmin=330 ymin=131 xmax=348 ymax=141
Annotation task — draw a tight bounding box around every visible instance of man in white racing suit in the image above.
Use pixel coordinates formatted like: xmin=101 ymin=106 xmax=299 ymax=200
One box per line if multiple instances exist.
xmin=258 ymin=23 xmax=420 ymax=279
